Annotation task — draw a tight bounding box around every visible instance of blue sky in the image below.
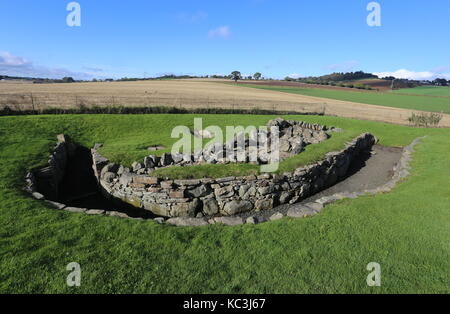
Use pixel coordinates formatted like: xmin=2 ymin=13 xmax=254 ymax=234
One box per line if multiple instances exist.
xmin=1 ymin=0 xmax=449 ymax=80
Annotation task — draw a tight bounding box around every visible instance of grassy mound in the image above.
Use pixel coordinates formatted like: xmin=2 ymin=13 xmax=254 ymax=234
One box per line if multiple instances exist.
xmin=0 ymin=114 xmax=448 ymax=293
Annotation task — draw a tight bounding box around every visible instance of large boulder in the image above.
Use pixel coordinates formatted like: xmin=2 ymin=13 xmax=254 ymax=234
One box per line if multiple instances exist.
xmin=212 ymin=216 xmax=244 ymax=226
xmin=171 ymin=199 xmax=200 ymax=217
xmin=187 ymin=184 xmax=212 ymax=198
xmin=166 ymin=217 xmax=209 ymax=227
xmin=202 ymin=198 xmax=219 ymax=216
xmin=222 ymin=200 xmax=253 ymax=215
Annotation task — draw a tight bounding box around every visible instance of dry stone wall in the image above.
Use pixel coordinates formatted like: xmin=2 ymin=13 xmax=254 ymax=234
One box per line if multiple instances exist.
xmin=94 ymin=132 xmax=377 ymax=218
xmin=125 ymin=118 xmax=330 ymax=174
xmin=24 ymin=133 xmax=424 ymax=228
xmin=25 ymin=134 xmax=76 ymax=200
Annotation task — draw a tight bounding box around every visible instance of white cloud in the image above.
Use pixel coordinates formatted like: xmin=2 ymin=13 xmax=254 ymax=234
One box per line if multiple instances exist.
xmin=287 ymin=73 xmax=303 ymax=79
xmin=373 ymin=69 xmax=450 ymax=80
xmin=0 ymin=51 xmax=31 ymax=67
xmin=0 ymin=51 xmax=97 ymax=80
xmin=208 ymin=26 xmax=231 ymax=39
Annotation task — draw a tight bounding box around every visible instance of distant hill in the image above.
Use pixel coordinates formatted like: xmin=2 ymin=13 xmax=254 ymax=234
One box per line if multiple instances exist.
xmin=295 ymin=71 xmax=378 ymax=83
xmin=290 ymin=71 xmax=425 ymax=91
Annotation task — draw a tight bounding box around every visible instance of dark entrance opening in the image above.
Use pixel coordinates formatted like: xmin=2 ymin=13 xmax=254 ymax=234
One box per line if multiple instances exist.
xmin=57 ymin=145 xmax=157 ymax=219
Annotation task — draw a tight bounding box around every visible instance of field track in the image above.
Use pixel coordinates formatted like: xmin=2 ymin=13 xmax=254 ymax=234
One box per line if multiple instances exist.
xmin=1 ymin=79 xmax=449 ymax=127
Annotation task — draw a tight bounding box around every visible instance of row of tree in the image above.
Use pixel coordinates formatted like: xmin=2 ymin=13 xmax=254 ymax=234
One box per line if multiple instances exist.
xmin=382 ymin=76 xmax=449 ymax=87
xmin=230 ymin=71 xmax=262 ymax=82
xmin=0 ymin=75 xmax=75 ymax=83
xmin=295 ymin=71 xmax=378 ymax=83
xmin=432 ymin=78 xmax=449 ymax=86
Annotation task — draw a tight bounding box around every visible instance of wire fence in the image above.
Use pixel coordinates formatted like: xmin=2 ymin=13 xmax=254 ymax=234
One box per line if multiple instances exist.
xmin=0 ymin=92 xmax=325 ymax=115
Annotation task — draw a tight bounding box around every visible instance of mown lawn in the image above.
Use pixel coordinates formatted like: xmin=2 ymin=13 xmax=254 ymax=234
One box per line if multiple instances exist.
xmin=238 ymin=84 xmax=450 ymax=114
xmin=0 ymin=114 xmax=449 ymax=293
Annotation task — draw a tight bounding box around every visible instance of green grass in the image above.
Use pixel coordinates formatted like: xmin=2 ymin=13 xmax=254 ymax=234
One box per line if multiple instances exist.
xmin=0 ymin=114 xmax=449 ymax=293
xmin=393 ymin=86 xmax=450 ymax=97
xmin=34 ymin=113 xmax=358 ymax=179
xmin=152 ymin=125 xmax=359 ymax=179
xmin=238 ymin=84 xmax=450 ymax=114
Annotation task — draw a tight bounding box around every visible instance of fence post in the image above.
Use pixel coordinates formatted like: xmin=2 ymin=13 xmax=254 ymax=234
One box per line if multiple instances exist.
xmin=30 ymin=93 xmax=35 ymax=111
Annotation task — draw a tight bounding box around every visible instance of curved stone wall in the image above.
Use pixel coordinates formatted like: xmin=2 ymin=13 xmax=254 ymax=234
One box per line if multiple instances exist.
xmin=25 ymin=133 xmax=424 ymax=227
xmin=94 ymin=133 xmax=377 ymax=218
xmin=25 ymin=134 xmax=76 ymax=200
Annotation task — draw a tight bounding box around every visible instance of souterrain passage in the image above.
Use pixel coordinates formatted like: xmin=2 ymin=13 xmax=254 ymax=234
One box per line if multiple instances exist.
xmin=26 ymin=118 xmax=377 ymax=224
xmin=246 ymin=145 xmax=403 ymax=222
xmin=26 ymin=131 xmax=413 ymax=228
xmin=2 ymin=79 xmax=450 ymax=126
xmin=0 ymin=114 xmax=449 ymax=293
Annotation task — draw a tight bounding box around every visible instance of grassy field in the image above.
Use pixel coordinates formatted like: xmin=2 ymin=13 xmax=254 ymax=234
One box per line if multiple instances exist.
xmin=0 ymin=114 xmax=449 ymax=293
xmin=393 ymin=86 xmax=450 ymax=97
xmin=239 ymin=84 xmax=450 ymax=114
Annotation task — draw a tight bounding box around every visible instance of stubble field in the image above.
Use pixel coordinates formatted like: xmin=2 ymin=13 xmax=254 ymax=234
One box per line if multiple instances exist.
xmin=1 ymin=79 xmax=450 ymax=127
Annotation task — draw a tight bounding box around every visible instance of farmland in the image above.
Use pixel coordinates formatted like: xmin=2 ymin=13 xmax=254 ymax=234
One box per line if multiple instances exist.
xmin=0 ymin=114 xmax=449 ymax=293
xmin=236 ymin=82 xmax=450 ymax=114
xmin=392 ymin=86 xmax=450 ymax=97
xmin=1 ymin=79 xmax=450 ymax=127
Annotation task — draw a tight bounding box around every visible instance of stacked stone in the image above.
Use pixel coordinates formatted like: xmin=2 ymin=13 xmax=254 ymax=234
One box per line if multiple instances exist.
xmin=26 ymin=134 xmax=76 ymax=200
xmin=26 ymin=133 xmax=427 ymax=228
xmin=111 ymin=119 xmax=330 ymax=176
xmin=95 ymin=132 xmax=376 ymax=218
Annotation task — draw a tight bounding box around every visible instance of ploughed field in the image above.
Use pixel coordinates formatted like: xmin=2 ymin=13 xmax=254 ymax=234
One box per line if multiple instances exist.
xmin=0 ymin=113 xmax=449 ymax=293
xmin=2 ymin=79 xmax=450 ymax=126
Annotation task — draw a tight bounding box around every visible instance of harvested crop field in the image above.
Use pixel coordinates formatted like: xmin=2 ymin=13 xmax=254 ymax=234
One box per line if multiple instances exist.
xmin=0 ymin=79 xmax=341 ymax=110
xmin=1 ymin=79 xmax=450 ymax=127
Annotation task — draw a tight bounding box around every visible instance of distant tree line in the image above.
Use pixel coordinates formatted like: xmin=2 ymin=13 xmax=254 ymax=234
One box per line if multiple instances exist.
xmin=0 ymin=75 xmax=76 ymax=83
xmin=317 ymin=71 xmax=378 ymax=82
xmin=294 ymin=71 xmax=377 ymax=83
xmin=116 ymin=74 xmax=203 ymax=82
xmin=431 ymin=78 xmax=449 ymax=86
xmin=3 ymin=71 xmax=447 ymax=87
xmin=381 ymin=76 xmax=449 ymax=87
